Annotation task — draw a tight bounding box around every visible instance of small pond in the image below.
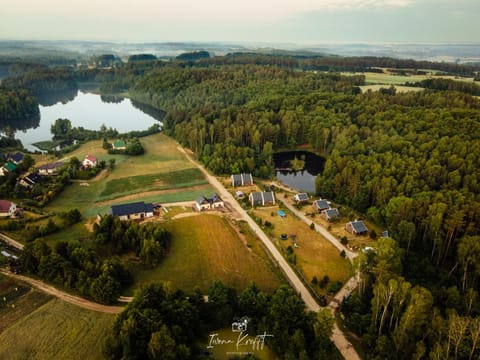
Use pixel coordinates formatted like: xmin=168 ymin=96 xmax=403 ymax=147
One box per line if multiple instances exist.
xmin=273 ymin=151 xmax=325 ymax=194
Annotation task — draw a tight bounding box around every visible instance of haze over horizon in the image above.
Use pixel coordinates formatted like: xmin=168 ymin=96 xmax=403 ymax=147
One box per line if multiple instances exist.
xmin=1 ymin=0 xmax=479 ymax=44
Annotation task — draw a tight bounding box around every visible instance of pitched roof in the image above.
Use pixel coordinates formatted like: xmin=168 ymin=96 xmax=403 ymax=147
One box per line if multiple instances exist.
xmin=315 ymin=199 xmax=329 ymax=210
xmin=0 ymin=200 xmax=13 ymax=213
xmin=324 ymin=208 xmax=340 ymax=219
xmin=9 ymin=152 xmax=24 ymax=163
xmin=113 ymin=140 xmax=126 ymax=148
xmin=84 ymin=155 xmax=97 ymax=163
xmin=110 ymin=202 xmax=153 ymax=216
xmin=263 ymin=191 xmax=275 ymax=203
xmin=242 ymin=173 xmax=253 ymax=183
xmin=350 ymin=220 xmax=368 ymax=234
xmin=3 ymin=162 xmax=16 ymax=172
xmin=295 ymin=193 xmax=309 ymax=201
xmin=196 ymin=195 xmax=209 ymax=205
xmin=250 ymin=192 xmax=263 ymax=202
xmin=196 ymin=193 xmax=223 ymax=205
xmin=22 ymin=173 xmax=41 ymax=186
xmin=39 ymin=161 xmax=64 ymax=170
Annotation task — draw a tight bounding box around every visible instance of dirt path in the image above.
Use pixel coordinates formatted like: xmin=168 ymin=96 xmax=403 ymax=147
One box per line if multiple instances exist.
xmin=0 ymin=233 xmax=24 ymax=250
xmin=0 ymin=270 xmax=124 ymax=314
xmin=177 ymin=147 xmax=361 ymax=360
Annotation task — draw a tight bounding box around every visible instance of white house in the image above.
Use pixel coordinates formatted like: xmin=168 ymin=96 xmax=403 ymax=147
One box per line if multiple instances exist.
xmin=0 ymin=200 xmax=17 ymax=218
xmin=82 ymin=155 xmax=98 ymax=168
xmin=195 ymin=194 xmax=224 ymax=211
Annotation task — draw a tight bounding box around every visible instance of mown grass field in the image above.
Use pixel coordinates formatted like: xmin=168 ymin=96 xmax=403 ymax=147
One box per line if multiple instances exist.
xmin=128 ymin=214 xmax=284 ymax=295
xmin=360 ymin=84 xmax=425 ymax=93
xmin=0 ymin=298 xmax=114 ymax=360
xmin=252 ymin=207 xmax=352 ymax=291
xmin=39 ymin=133 xmax=213 ymax=231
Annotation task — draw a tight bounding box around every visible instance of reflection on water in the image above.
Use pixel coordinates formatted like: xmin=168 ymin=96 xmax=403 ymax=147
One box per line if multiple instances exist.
xmin=273 ymin=151 xmax=325 ymax=194
xmin=36 ymin=88 xmax=78 ymax=106
xmin=14 ymin=92 xmax=163 ymax=151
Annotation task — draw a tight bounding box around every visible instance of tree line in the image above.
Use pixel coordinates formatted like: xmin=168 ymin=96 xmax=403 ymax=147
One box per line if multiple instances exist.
xmin=104 ymin=282 xmax=338 ymax=360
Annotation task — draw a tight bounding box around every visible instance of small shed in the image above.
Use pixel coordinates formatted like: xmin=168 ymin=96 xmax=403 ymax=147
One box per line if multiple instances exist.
xmin=294 ymin=193 xmax=309 ymax=203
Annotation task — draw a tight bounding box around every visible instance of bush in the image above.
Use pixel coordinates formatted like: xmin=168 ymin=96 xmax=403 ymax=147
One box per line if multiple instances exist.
xmin=340 ymin=250 xmax=346 ymax=258
xmin=370 ymin=229 xmax=377 ymax=239
xmin=311 ymin=276 xmax=318 ymax=285
xmin=310 ymin=222 xmax=315 ymax=230
xmin=341 ymin=236 xmax=348 ymax=245
xmin=327 ymin=281 xmax=343 ymax=294
xmin=319 ymin=275 xmax=330 ymax=288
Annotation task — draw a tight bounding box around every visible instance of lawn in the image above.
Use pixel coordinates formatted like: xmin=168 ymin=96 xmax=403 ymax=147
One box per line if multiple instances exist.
xmin=0 ymin=298 xmax=114 ymax=360
xmin=360 ymin=84 xmax=424 ymax=93
xmin=252 ymin=207 xmax=352 ymax=291
xmin=128 ymin=214 xmax=284 ymax=295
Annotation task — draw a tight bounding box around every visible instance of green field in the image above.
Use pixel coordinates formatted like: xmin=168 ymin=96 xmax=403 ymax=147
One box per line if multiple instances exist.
xmin=0 ymin=299 xmax=114 ymax=360
xmin=128 ymin=214 xmax=284 ymax=295
xmin=36 ymin=133 xmax=214 ymax=236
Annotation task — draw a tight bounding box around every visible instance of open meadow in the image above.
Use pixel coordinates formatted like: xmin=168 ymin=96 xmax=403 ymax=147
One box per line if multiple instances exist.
xmin=251 ymin=206 xmax=352 ymax=293
xmin=128 ymin=214 xmax=284 ymax=294
xmin=34 ymin=133 xmax=214 ymax=236
xmin=0 ymin=274 xmax=112 ymax=360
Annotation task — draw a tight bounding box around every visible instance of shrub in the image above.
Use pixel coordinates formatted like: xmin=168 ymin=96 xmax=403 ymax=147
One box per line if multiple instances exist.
xmin=327 ymin=281 xmax=343 ymax=294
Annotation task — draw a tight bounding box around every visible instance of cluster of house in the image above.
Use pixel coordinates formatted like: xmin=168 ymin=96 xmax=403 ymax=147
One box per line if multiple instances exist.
xmin=294 ymin=192 xmax=368 ymax=235
xmin=231 ymin=173 xmax=276 ymax=207
xmin=0 ymin=152 xmax=24 ymax=176
xmin=19 ymin=155 xmax=98 ymax=190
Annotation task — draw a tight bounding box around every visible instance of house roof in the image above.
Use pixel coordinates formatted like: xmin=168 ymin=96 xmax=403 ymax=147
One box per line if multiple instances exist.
xmin=196 ymin=195 xmax=209 ymax=205
xmin=263 ymin=191 xmax=275 ymax=203
xmin=324 ymin=208 xmax=340 ymax=219
xmin=196 ymin=193 xmax=223 ymax=205
xmin=84 ymin=155 xmax=97 ymax=163
xmin=113 ymin=140 xmax=126 ymax=148
xmin=0 ymin=200 xmax=13 ymax=213
xmin=295 ymin=193 xmax=309 ymax=201
xmin=110 ymin=202 xmax=153 ymax=216
xmin=232 ymin=174 xmax=242 ymax=182
xmin=350 ymin=220 xmax=368 ymax=234
xmin=3 ymin=162 xmax=16 ymax=172
xmin=9 ymin=152 xmax=24 ymax=163
xmin=250 ymin=192 xmax=263 ymax=202
xmin=39 ymin=161 xmax=64 ymax=170
xmin=242 ymin=173 xmax=253 ymax=183
xmin=315 ymin=199 xmax=329 ymax=210
xmin=21 ymin=173 xmax=41 ymax=186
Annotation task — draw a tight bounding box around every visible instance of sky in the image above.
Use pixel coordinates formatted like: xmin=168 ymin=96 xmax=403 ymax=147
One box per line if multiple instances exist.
xmin=1 ymin=0 xmax=479 ymax=43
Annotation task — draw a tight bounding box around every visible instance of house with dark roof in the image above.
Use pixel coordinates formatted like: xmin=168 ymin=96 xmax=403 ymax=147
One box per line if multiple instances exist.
xmin=249 ymin=191 xmax=276 ymax=207
xmin=38 ymin=162 xmax=65 ymax=175
xmin=109 ymin=201 xmax=154 ymax=221
xmin=0 ymin=162 xmax=17 ymax=176
xmin=345 ymin=220 xmax=368 ymax=235
xmin=294 ymin=193 xmax=309 ymax=203
xmin=112 ymin=140 xmax=127 ymax=150
xmin=82 ymin=155 xmax=98 ymax=168
xmin=322 ymin=208 xmax=340 ymax=222
xmin=314 ymin=199 xmax=330 ymax=212
xmin=0 ymin=200 xmax=17 ymax=218
xmin=195 ymin=193 xmax=224 ymax=211
xmin=231 ymin=173 xmax=253 ymax=187
xmin=8 ymin=152 xmax=24 ymax=164
xmin=19 ymin=172 xmax=41 ymax=189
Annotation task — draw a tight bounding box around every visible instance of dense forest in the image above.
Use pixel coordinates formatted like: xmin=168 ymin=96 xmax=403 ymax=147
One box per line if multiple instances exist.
xmin=104 ymin=282 xmax=338 ymax=360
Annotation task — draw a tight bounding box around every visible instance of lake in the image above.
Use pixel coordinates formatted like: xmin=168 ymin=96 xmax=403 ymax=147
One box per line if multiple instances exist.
xmin=273 ymin=151 xmax=325 ymax=194
xmin=15 ymin=91 xmax=164 ymax=151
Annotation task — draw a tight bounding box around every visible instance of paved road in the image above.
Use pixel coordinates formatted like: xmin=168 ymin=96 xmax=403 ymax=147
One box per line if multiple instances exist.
xmin=178 ymin=147 xmax=361 ymax=360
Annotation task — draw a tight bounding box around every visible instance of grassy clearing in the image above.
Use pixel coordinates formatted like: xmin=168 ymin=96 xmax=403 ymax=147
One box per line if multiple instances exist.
xmin=360 ymin=84 xmax=424 ymax=93
xmin=127 ymin=214 xmax=284 ymax=295
xmin=0 ymin=298 xmax=114 ymax=360
xmin=99 ymin=167 xmax=207 ymax=199
xmin=252 ymin=207 xmax=352 ymax=291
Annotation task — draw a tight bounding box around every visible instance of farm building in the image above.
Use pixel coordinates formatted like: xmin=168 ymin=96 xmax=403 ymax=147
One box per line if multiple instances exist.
xmin=231 ymin=173 xmax=253 ymax=187
xmin=109 ymin=201 xmax=154 ymax=221
xmin=0 ymin=162 xmax=16 ymax=176
xmin=195 ymin=193 xmax=224 ymax=211
xmin=322 ymin=208 xmax=340 ymax=221
xmin=112 ymin=140 xmax=127 ymax=150
xmin=345 ymin=220 xmax=368 ymax=235
xmin=38 ymin=161 xmax=65 ymax=175
xmin=294 ymin=193 xmax=309 ymax=203
xmin=82 ymin=155 xmax=98 ymax=168
xmin=19 ymin=172 xmax=41 ymax=189
xmin=314 ymin=199 xmax=330 ymax=212
xmin=0 ymin=200 xmax=18 ymax=218
xmin=249 ymin=191 xmax=276 ymax=207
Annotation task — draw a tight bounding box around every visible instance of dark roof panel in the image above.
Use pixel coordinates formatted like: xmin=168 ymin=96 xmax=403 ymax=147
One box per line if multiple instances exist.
xmin=110 ymin=202 xmax=153 ymax=216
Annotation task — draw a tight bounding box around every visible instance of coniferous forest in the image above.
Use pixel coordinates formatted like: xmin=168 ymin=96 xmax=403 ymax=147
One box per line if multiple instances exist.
xmin=2 ymin=53 xmax=480 ymax=358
